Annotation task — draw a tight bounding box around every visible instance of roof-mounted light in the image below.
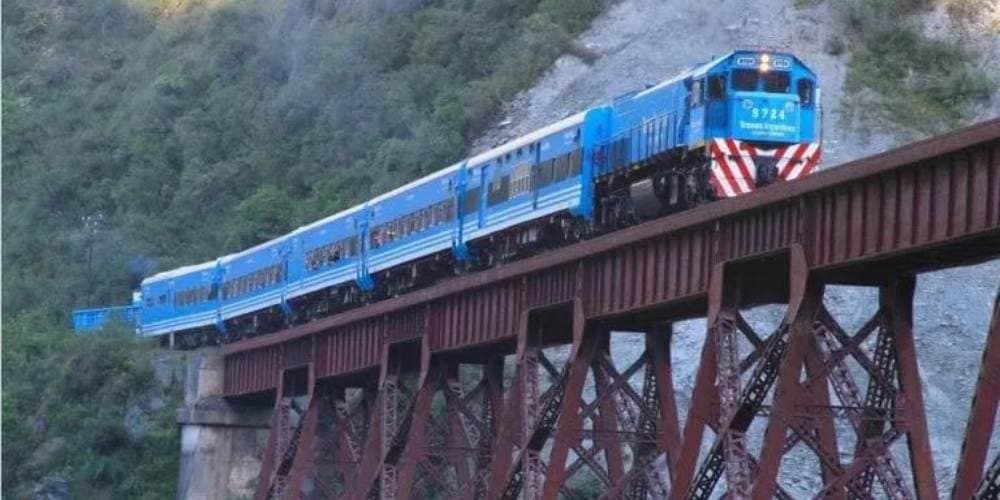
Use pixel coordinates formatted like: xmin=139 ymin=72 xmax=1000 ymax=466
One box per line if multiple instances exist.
xmin=759 ymin=53 xmax=772 ymax=72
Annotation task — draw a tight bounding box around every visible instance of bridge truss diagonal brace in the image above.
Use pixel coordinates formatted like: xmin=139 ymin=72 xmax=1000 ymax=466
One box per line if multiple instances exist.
xmin=883 ymin=277 xmax=940 ymax=500
xmin=487 ymin=298 xmax=588 ymax=500
xmin=390 ymin=356 xmax=504 ymax=500
xmin=391 ymin=356 xmax=440 ymax=500
xmin=675 ymin=245 xmax=841 ymax=500
xmin=594 ymin=325 xmax=683 ymax=500
xmin=812 ymin=277 xmax=941 ymax=499
xmin=750 ymin=255 xmax=937 ymax=500
xmin=752 ymin=246 xmax=830 ymax=500
xmin=349 ymin=338 xmax=429 ymax=500
xmin=812 ymin=311 xmax=911 ymax=499
xmin=540 ymin=324 xmax=604 ymax=499
xmin=964 ymin=289 xmax=1000 ymax=498
xmin=668 ymin=263 xmax=726 ymax=500
xmin=254 ymin=364 xmax=317 ymax=500
xmin=671 ymin=258 xmax=793 ymax=499
xmin=315 ymin=384 xmax=374 ymax=498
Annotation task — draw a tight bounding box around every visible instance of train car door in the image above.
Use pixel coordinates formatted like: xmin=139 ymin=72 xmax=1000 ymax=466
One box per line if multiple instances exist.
xmin=478 ymin=164 xmax=488 ymax=228
xmin=278 ymin=240 xmax=293 ymax=315
xmin=355 ymin=207 xmax=374 ymax=291
xmin=705 ymin=72 xmax=728 ymax=134
xmin=532 ymin=143 xmax=541 ymax=210
xmin=450 ymin=163 xmax=471 ymax=262
xmin=212 ymin=261 xmax=225 ymax=334
xmin=686 ymin=78 xmax=706 ymax=147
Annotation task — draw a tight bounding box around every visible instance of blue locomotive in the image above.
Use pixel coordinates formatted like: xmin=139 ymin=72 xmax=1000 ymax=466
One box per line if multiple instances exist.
xmin=74 ymin=50 xmax=822 ymax=344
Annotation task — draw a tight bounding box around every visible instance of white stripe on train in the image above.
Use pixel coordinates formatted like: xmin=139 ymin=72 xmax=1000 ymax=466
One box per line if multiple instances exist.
xmin=711 ymin=139 xmax=821 ymax=198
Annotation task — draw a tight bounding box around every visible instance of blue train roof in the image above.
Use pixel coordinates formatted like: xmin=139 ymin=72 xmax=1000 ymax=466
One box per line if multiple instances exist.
xmin=143 ymin=259 xmax=216 ymax=284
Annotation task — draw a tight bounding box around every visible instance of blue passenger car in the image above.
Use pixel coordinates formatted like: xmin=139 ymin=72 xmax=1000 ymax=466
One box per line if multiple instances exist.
xmin=139 ymin=261 xmax=217 ymax=337
xmin=287 ymin=205 xmax=367 ymax=300
xmin=468 ymin=112 xmax=590 ymax=241
xmin=367 ymin=167 xmax=457 ymax=275
xmin=72 ymin=304 xmax=140 ymax=333
xmin=218 ymin=237 xmax=291 ymax=325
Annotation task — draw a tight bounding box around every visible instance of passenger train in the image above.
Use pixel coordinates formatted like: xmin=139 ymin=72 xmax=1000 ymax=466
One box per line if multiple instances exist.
xmin=73 ymin=50 xmax=822 ymax=345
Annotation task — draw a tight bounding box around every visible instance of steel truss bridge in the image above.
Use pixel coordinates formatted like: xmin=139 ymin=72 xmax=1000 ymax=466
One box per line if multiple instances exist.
xmin=223 ymin=119 xmax=1000 ymax=499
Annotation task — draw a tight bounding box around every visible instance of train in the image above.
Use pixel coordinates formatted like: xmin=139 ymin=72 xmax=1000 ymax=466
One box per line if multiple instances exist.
xmin=73 ymin=50 xmax=822 ymax=346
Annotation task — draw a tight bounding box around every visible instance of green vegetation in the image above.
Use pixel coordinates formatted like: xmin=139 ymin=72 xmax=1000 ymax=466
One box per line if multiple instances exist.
xmin=3 ymin=0 xmax=604 ymax=315
xmin=3 ymin=315 xmax=183 ymax=499
xmin=838 ymin=0 xmax=993 ymax=133
xmin=3 ymin=0 xmax=603 ymax=496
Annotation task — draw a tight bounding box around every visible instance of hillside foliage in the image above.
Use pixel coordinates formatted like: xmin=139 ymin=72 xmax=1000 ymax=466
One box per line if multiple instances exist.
xmin=838 ymin=0 xmax=993 ymax=133
xmin=3 ymin=315 xmax=183 ymax=499
xmin=2 ymin=0 xmax=603 ymax=497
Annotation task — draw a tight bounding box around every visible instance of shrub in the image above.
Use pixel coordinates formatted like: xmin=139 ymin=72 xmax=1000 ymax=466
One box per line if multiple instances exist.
xmin=2 ymin=314 xmax=183 ymax=498
xmin=839 ymin=0 xmax=994 ymax=133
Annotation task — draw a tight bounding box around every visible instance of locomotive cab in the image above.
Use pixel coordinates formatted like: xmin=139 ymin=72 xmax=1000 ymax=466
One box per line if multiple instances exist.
xmin=692 ymin=51 xmax=822 ymax=198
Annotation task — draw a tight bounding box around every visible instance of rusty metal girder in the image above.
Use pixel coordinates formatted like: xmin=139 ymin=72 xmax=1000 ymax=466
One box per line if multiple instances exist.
xmin=253 ymin=278 xmax=1000 ymax=499
xmin=813 ymin=317 xmax=911 ymax=499
xmin=685 ymin=320 xmax=789 ymax=499
xmin=224 ymin=119 xmax=999 ymax=398
xmin=236 ymin=122 xmax=999 ymax=499
xmin=253 ymin=366 xmax=316 ymax=500
xmin=952 ymin=291 xmax=1000 ymax=499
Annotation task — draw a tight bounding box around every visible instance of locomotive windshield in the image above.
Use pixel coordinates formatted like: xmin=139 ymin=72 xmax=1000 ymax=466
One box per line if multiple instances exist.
xmin=731 ymin=69 xmax=791 ymax=93
xmin=762 ymin=72 xmax=790 ymax=93
xmin=732 ymin=69 xmax=758 ymax=91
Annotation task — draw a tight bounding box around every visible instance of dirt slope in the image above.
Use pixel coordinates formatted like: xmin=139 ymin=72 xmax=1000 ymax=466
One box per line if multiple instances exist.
xmin=474 ymin=0 xmax=1000 ymax=495
xmin=473 ymin=0 xmax=997 ymax=165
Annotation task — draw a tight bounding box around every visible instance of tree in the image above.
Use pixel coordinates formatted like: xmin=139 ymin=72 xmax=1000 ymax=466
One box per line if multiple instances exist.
xmin=224 ymin=184 xmax=294 ymax=251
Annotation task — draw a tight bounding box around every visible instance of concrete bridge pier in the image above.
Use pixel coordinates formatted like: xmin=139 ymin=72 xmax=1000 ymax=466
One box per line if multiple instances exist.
xmin=176 ymin=348 xmax=271 ymax=500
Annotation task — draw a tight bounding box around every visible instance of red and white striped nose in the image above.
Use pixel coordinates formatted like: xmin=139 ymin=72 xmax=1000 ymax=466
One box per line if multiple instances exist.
xmin=709 ymin=138 xmax=821 ymax=198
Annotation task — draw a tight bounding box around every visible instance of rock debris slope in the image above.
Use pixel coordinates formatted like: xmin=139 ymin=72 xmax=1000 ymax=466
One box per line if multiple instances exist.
xmin=474 ymin=0 xmax=1000 ymax=495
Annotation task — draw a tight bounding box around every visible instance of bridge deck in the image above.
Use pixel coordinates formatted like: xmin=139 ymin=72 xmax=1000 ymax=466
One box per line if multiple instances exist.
xmin=224 ymin=119 xmax=999 ymax=398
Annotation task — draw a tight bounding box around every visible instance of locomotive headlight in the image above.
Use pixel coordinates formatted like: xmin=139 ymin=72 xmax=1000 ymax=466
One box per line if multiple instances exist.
xmin=759 ymin=53 xmax=771 ymax=72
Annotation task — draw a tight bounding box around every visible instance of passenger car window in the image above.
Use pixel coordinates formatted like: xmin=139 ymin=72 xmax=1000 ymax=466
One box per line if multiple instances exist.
xmin=553 ymin=154 xmax=570 ymax=181
xmin=732 ymin=70 xmax=758 ymax=91
xmin=568 ymin=149 xmax=582 ymax=176
xmin=464 ymin=186 xmax=480 ymax=213
xmin=537 ymin=159 xmax=554 ymax=187
xmin=510 ymin=164 xmax=532 ymax=197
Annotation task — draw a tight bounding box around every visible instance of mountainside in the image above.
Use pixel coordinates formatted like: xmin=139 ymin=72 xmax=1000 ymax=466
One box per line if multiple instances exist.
xmin=2 ymin=0 xmax=997 ymax=497
xmin=476 ymin=0 xmax=998 ymax=495
xmin=2 ymin=0 xmax=604 ymax=317
xmin=473 ymin=0 xmax=998 ymax=165
xmin=2 ymin=1 xmax=605 ymax=497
